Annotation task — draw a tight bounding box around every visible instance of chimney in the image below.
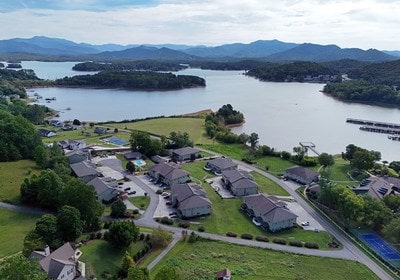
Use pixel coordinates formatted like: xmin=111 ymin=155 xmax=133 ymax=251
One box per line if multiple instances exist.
xmin=44 ymin=245 xmax=50 ymax=256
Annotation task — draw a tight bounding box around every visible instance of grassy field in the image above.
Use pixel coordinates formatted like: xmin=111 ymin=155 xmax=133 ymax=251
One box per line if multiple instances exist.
xmin=150 ymin=240 xmax=378 ymax=280
xmin=181 ymin=161 xmax=332 ymax=249
xmin=252 ymin=172 xmax=289 ymax=196
xmin=0 ymin=160 xmax=41 ymax=203
xmin=104 ymin=118 xmax=213 ymax=145
xmin=129 ymin=196 xmax=151 ymax=210
xmin=320 ymin=157 xmax=357 ymax=183
xmin=0 ymin=208 xmax=39 ymax=258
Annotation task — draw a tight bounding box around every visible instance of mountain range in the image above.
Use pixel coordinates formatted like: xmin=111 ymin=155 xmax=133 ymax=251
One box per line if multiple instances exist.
xmin=0 ymin=36 xmax=399 ymax=62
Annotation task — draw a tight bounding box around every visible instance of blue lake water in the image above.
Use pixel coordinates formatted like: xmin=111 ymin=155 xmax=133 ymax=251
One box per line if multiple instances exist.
xmin=23 ymin=61 xmax=400 ymax=161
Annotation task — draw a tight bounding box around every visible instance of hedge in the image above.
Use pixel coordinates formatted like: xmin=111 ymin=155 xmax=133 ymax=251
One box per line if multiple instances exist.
xmin=288 ymin=240 xmax=303 ymax=247
xmin=178 ymin=220 xmax=190 ymax=228
xmin=255 ymin=236 xmax=269 ymax=242
xmin=226 ymin=232 xmax=237 ymax=238
xmin=304 ymin=242 xmax=319 ymax=249
xmin=272 ymin=238 xmax=287 ymax=245
xmin=241 ymin=233 xmax=254 ymax=240
xmin=160 ymin=216 xmax=174 ymax=225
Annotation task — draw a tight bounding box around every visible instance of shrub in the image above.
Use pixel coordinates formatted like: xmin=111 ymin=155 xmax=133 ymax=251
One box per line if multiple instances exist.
xmin=160 ymin=216 xmax=173 ymax=225
xmin=103 ymin=221 xmax=110 ymax=229
xmin=156 ymin=189 xmax=163 ymax=194
xmin=188 ymin=232 xmax=199 ymax=243
xmin=255 ymin=236 xmax=269 ymax=242
xmin=132 ymin=209 xmax=139 ymax=215
xmin=103 ymin=232 xmax=110 ymax=241
xmin=226 ymin=231 xmax=237 ymax=238
xmin=304 ymin=242 xmax=319 ymax=249
xmin=139 ymin=233 xmax=145 ymax=240
xmin=96 ymin=232 xmax=103 ymax=239
xmin=289 ymin=240 xmax=303 ymax=247
xmin=241 ymin=233 xmax=253 ymax=240
xmin=90 ymin=232 xmax=96 ymax=240
xmin=272 ymin=238 xmax=287 ymax=245
xmin=198 ymin=225 xmax=205 ymax=232
xmin=145 ymin=234 xmax=151 ymax=241
xmin=178 ymin=220 xmax=190 ymax=228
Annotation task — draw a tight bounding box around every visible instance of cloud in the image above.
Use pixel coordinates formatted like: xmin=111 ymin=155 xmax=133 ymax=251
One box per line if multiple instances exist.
xmin=0 ymin=0 xmax=399 ymax=50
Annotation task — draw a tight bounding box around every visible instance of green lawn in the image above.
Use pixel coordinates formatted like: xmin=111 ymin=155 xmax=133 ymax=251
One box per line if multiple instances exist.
xmin=320 ymin=157 xmax=357 ymax=183
xmin=129 ymin=196 xmax=151 ymax=210
xmin=150 ymin=240 xmax=378 ymax=280
xmin=80 ymin=239 xmax=148 ymax=279
xmin=252 ymin=172 xmax=289 ymax=196
xmin=181 ymin=162 xmax=331 ymax=249
xmin=104 ymin=118 xmax=213 ymax=145
xmin=0 ymin=208 xmax=39 ymax=258
xmin=0 ymin=160 xmax=41 ymax=203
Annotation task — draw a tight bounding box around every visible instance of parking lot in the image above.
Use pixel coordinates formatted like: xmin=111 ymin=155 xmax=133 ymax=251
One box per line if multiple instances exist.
xmin=206 ymin=177 xmax=235 ymax=198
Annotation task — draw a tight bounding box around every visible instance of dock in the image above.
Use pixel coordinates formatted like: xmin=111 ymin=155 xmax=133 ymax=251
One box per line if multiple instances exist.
xmin=347 ymin=118 xmax=400 ymax=129
xmin=359 ymin=126 xmax=400 ymax=135
xmin=299 ymin=142 xmax=320 ymax=155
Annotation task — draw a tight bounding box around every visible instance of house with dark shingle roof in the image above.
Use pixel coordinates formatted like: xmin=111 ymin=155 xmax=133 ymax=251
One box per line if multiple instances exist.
xmin=353 ymin=177 xmax=400 ymax=200
xmin=243 ymin=194 xmax=297 ymax=232
xmin=284 ymin=166 xmax=320 ymax=185
xmin=30 ymin=243 xmax=85 ymax=280
xmin=171 ymin=183 xmax=211 ymax=218
xmin=65 ymin=150 xmax=89 ymax=164
xmin=222 ymin=169 xmax=258 ymax=197
xmin=172 ymin=147 xmax=200 ymax=162
xmin=70 ymin=161 xmax=100 ymax=183
xmin=87 ymin=177 xmax=120 ymax=203
xmin=39 ymin=128 xmax=57 ymax=138
xmin=124 ymin=151 xmax=142 ymax=160
xmin=206 ymin=158 xmax=237 ymax=173
xmin=148 ymin=162 xmax=190 ymax=187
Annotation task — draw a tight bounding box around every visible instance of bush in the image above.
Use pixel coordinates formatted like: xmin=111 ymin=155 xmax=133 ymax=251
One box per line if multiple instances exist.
xmin=103 ymin=221 xmax=111 ymax=229
xmin=241 ymin=233 xmax=253 ymax=240
xmin=139 ymin=233 xmax=145 ymax=240
xmin=160 ymin=216 xmax=174 ymax=225
xmin=255 ymin=236 xmax=269 ymax=242
xmin=96 ymin=232 xmax=103 ymax=239
xmin=198 ymin=225 xmax=205 ymax=232
xmin=288 ymin=240 xmax=303 ymax=247
xmin=90 ymin=232 xmax=96 ymax=240
xmin=272 ymin=238 xmax=287 ymax=245
xmin=178 ymin=220 xmax=190 ymax=228
xmin=226 ymin=231 xmax=237 ymax=238
xmin=156 ymin=189 xmax=163 ymax=194
xmin=103 ymin=232 xmax=110 ymax=241
xmin=132 ymin=209 xmax=139 ymax=215
xmin=304 ymin=242 xmax=319 ymax=249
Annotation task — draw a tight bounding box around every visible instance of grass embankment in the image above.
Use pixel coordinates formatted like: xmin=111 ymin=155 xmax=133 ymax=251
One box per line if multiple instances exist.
xmin=0 ymin=160 xmax=40 ymax=203
xmin=182 ymin=162 xmax=331 ymax=249
xmin=129 ymin=196 xmax=151 ymax=210
xmin=0 ymin=208 xmax=39 ymax=258
xmin=104 ymin=118 xmax=213 ymax=145
xmin=150 ymin=240 xmax=378 ymax=280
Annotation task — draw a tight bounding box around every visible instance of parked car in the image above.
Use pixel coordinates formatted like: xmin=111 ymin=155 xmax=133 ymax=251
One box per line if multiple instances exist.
xmin=163 ymin=195 xmax=170 ymax=199
xmin=252 ymin=217 xmax=262 ymax=226
xmin=169 ymin=212 xmax=177 ymax=216
xmin=301 ymin=221 xmax=310 ymax=226
xmin=161 ymin=192 xmax=169 ymax=197
xmin=166 ymin=201 xmax=172 ymax=205
xmin=214 ymin=171 xmax=222 ymax=176
xmin=128 ymin=191 xmax=136 ymax=195
xmin=124 ymin=187 xmax=131 ymax=191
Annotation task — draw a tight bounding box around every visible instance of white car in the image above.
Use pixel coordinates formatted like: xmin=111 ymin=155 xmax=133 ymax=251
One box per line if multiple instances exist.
xmin=301 ymin=221 xmax=310 ymax=226
xmin=252 ymin=217 xmax=262 ymax=226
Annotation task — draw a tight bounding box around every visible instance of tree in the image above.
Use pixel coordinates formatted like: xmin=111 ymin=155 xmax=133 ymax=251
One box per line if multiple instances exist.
xmin=318 ymin=153 xmax=335 ymax=167
xmin=169 ymin=131 xmax=193 ymax=148
xmin=57 ymin=205 xmax=83 ymax=241
xmin=281 ymin=151 xmax=291 ymax=160
xmin=383 ymin=218 xmax=400 ymax=244
xmin=34 ymin=214 xmax=59 ymax=246
xmin=351 ymin=150 xmax=375 ymax=171
xmin=72 ymin=119 xmax=81 ymax=125
xmin=22 ymin=231 xmax=45 ymax=257
xmin=121 ymin=251 xmax=135 ymax=275
xmin=111 ymin=199 xmax=127 ymax=218
xmin=389 ymin=161 xmax=400 ymax=173
xmin=154 ymin=265 xmax=181 ymax=280
xmin=126 ymin=161 xmax=136 ymax=173
xmin=0 ymin=255 xmax=47 ymax=280
xmin=248 ymin=132 xmax=259 ymax=150
xmin=130 ymin=131 xmax=164 ymax=157
xmin=127 ymin=266 xmax=150 ymax=280
xmin=293 ymin=146 xmax=307 ymax=161
xmin=151 ymin=227 xmax=173 ymax=248
xmin=108 ymin=221 xmax=139 ymax=248
xmin=361 ymin=195 xmax=393 ymax=231
xmin=342 ymin=144 xmax=359 ymax=160
xmin=237 ymin=133 xmax=249 ymax=145
xmin=382 ymin=195 xmax=400 ymax=214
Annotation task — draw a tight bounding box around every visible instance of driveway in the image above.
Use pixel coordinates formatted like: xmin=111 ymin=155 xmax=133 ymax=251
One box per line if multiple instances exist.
xmin=285 ymin=201 xmax=324 ymax=231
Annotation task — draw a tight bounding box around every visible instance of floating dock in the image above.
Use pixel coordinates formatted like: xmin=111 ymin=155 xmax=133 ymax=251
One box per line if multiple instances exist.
xmin=359 ymin=126 xmax=400 ymax=135
xmin=347 ymin=118 xmax=400 ymax=129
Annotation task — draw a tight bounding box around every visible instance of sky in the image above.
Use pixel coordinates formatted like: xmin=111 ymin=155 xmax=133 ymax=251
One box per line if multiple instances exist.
xmin=0 ymin=0 xmax=399 ymax=50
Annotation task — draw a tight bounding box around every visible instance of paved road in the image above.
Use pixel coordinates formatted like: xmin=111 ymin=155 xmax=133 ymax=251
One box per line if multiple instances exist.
xmin=197 ymin=147 xmax=394 ymax=280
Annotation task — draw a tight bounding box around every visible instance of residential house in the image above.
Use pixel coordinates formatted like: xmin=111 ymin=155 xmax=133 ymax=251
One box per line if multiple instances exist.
xmin=284 ymin=166 xmax=320 ymax=185
xmin=306 ymin=182 xmax=321 ymax=199
xmin=353 ymin=177 xmax=400 ymax=200
xmin=39 ymin=129 xmax=57 ymax=138
xmin=206 ymin=158 xmax=237 ymax=174
xmin=49 ymin=119 xmax=64 ymax=127
xmin=148 ymin=162 xmax=190 ymax=187
xmin=222 ymin=169 xmax=258 ymax=197
xmin=87 ymin=177 xmax=120 ymax=203
xmin=243 ymin=194 xmax=297 ymax=232
xmin=124 ymin=151 xmax=142 ymax=160
xmin=70 ymin=161 xmax=100 ymax=183
xmin=58 ymin=140 xmax=86 ymax=151
xmin=30 ymin=243 xmax=85 ymax=280
xmin=151 ymin=155 xmax=169 ymax=164
xmin=216 ymin=268 xmax=231 ymax=280
xmin=65 ymin=150 xmax=89 ymax=164
xmin=383 ymin=176 xmax=400 ymax=193
xmin=171 ymin=147 xmax=200 ymax=162
xmin=171 ymin=183 xmax=212 ymax=218
xmin=94 ymin=127 xmax=107 ymax=135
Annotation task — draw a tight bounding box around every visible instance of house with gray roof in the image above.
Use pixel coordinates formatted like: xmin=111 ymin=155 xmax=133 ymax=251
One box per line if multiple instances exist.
xmin=65 ymin=150 xmax=89 ymax=164
xmin=124 ymin=151 xmax=142 ymax=160
xmin=172 ymin=147 xmax=200 ymax=162
xmin=353 ymin=177 xmax=400 ymax=200
xmin=148 ymin=162 xmax=190 ymax=187
xmin=284 ymin=166 xmax=320 ymax=185
xmin=87 ymin=177 xmax=120 ymax=203
xmin=30 ymin=243 xmax=85 ymax=280
xmin=58 ymin=139 xmax=86 ymax=151
xmin=243 ymin=194 xmax=297 ymax=232
xmin=70 ymin=161 xmax=100 ymax=183
xmin=39 ymin=129 xmax=57 ymax=138
xmin=222 ymin=169 xmax=258 ymax=197
xmin=206 ymin=158 xmax=237 ymax=173
xmin=171 ymin=183 xmax=211 ymax=218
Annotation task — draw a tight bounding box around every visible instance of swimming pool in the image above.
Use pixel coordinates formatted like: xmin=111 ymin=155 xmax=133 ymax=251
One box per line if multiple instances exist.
xmin=133 ymin=159 xmax=146 ymax=167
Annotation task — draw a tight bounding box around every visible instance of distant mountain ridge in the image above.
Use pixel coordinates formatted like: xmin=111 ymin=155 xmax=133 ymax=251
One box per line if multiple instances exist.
xmin=0 ymin=36 xmax=397 ymax=62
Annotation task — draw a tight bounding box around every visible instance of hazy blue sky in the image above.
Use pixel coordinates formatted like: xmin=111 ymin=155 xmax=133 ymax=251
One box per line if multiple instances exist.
xmin=0 ymin=0 xmax=399 ymax=50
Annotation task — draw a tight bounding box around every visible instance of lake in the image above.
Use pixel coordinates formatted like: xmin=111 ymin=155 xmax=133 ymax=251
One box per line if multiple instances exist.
xmin=22 ymin=61 xmax=400 ymax=161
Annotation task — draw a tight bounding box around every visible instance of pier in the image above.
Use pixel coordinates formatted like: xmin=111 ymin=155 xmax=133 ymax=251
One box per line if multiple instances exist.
xmin=299 ymin=142 xmax=320 ymax=155
xmin=359 ymin=126 xmax=400 ymax=135
xmin=347 ymin=118 xmax=400 ymax=129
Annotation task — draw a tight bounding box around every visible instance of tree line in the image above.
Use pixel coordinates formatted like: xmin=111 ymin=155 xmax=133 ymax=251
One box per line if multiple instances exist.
xmin=73 ymin=60 xmax=188 ymax=72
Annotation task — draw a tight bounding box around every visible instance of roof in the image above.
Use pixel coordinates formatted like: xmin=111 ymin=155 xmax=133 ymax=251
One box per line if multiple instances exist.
xmin=87 ymin=177 xmax=119 ymax=197
xmin=207 ymin=158 xmax=237 ymax=170
xmin=366 ymin=177 xmax=395 ymax=199
xmin=244 ymin=194 xmax=297 ymax=224
xmin=222 ymin=169 xmax=258 ymax=191
xmin=231 ymin=178 xmax=258 ymax=191
xmin=285 ymin=166 xmax=319 ymax=180
xmin=70 ymin=161 xmax=98 ymax=177
xmin=38 ymin=243 xmax=77 ymax=279
xmin=172 ymin=147 xmax=199 ymax=156
xmin=65 ymin=149 xmax=88 ymax=158
xmin=171 ymin=183 xmax=211 ymax=210
xmin=216 ymin=268 xmax=231 ymax=278
xmin=124 ymin=151 xmax=142 ymax=160
xmin=149 ymin=162 xmax=189 ymax=180
xmin=383 ymin=176 xmax=400 ymax=189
